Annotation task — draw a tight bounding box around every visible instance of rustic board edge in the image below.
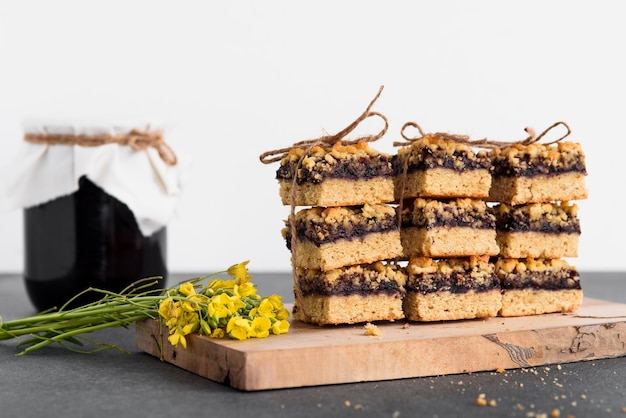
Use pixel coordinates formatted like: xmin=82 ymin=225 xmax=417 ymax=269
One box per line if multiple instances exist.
xmin=135 ymin=298 xmax=626 ymax=391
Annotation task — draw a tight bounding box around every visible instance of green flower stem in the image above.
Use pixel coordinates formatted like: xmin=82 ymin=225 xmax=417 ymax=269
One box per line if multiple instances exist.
xmin=1 ymin=261 xmax=290 ymax=355
xmin=1 ymin=298 xmax=163 ymax=328
xmin=1 ymin=301 xmax=160 ymax=340
xmin=16 ymin=313 xmax=150 ymax=356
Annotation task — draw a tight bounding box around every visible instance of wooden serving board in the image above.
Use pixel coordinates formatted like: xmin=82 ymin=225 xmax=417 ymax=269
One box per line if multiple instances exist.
xmin=136 ymin=297 xmax=626 ymax=391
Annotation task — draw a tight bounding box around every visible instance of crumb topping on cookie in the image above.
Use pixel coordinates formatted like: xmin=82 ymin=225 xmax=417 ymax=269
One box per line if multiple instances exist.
xmin=408 ymin=198 xmax=495 ymax=229
xmin=405 ymin=256 xmax=498 ymax=293
xmin=490 ymin=141 xmax=586 ymax=177
xmin=492 ymin=202 xmax=580 ymax=233
xmin=495 ymin=258 xmax=580 ymax=290
xmin=276 ymin=140 xmax=394 ymax=184
xmin=297 ymin=203 xmax=396 ymax=225
xmin=284 ymin=204 xmax=398 ymax=246
xmin=296 ymin=262 xmax=407 ymax=296
xmin=395 ymin=135 xmax=491 ymax=173
xmin=495 ymin=257 xmax=574 ymax=274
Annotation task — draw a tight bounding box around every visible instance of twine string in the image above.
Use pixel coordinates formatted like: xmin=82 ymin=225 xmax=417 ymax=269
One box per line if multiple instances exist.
xmin=393 ymin=120 xmax=571 ymax=251
xmin=23 ymin=129 xmax=178 ymax=166
xmin=394 ymin=120 xmax=571 ymax=149
xmin=259 ymin=86 xmax=389 ymax=321
xmin=259 ymin=85 xmax=388 ymax=164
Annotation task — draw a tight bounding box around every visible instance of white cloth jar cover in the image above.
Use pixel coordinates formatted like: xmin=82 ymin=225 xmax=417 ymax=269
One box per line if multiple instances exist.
xmin=0 ymin=120 xmax=185 ymax=236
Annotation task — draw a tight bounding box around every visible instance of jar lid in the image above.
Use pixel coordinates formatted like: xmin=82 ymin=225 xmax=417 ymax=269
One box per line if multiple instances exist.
xmin=0 ymin=118 xmax=186 ymax=236
xmin=22 ymin=118 xmax=161 ymax=136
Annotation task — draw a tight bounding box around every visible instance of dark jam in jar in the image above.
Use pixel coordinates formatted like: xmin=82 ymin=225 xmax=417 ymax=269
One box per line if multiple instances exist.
xmin=24 ymin=176 xmax=167 ymax=312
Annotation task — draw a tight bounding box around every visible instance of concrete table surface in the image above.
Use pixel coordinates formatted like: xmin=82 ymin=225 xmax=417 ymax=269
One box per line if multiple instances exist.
xmin=1 ymin=271 xmax=625 ymax=418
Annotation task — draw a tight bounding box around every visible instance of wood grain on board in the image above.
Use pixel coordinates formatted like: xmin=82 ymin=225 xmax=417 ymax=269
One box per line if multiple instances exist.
xmin=136 ymin=298 xmax=626 ymax=391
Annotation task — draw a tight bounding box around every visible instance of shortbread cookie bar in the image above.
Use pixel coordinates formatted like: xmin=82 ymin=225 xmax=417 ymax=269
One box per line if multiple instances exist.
xmin=403 ymin=256 xmax=502 ymax=321
xmin=276 ymin=140 xmax=394 ymax=207
xmin=489 ymin=141 xmax=588 ymax=205
xmin=284 ymin=204 xmax=403 ymax=271
xmin=393 ymin=135 xmax=492 ymax=200
xmin=492 ymin=202 xmax=580 ymax=258
xmin=495 ymin=258 xmax=582 ymax=316
xmin=292 ymin=262 xmax=407 ymax=325
xmin=399 ymin=198 xmax=499 ymax=258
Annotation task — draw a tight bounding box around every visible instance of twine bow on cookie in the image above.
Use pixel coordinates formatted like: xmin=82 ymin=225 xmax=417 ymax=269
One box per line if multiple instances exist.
xmin=395 ymin=120 xmax=571 ymax=149
xmin=23 ymin=129 xmax=178 ymax=166
xmin=259 ymin=85 xmax=389 ymax=323
xmin=259 ymin=85 xmax=389 ymax=164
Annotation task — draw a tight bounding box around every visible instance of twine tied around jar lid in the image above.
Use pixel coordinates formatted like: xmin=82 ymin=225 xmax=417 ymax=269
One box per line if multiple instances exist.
xmin=23 ymin=128 xmax=178 ymax=166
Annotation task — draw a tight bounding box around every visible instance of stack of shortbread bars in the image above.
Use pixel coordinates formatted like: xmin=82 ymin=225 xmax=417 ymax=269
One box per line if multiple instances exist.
xmin=269 ymin=130 xmax=587 ymax=325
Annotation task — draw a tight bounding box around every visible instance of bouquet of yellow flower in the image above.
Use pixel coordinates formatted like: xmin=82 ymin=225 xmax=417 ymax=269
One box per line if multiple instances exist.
xmin=0 ymin=261 xmax=290 ymax=355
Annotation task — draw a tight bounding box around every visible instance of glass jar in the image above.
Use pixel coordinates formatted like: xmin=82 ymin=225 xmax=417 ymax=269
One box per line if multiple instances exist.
xmin=24 ymin=176 xmax=168 ymax=311
xmin=0 ymin=120 xmax=181 ymax=312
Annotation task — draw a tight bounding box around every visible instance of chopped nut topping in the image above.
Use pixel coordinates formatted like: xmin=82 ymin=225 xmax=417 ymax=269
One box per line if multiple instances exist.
xmin=297 ymin=261 xmax=408 ymax=289
xmin=284 ymin=204 xmax=398 ymax=246
xmin=406 ymin=256 xmax=497 ymax=292
xmin=404 ymin=198 xmax=495 ymax=229
xmin=492 ymin=202 xmax=580 ymax=233
xmin=277 ymin=140 xmax=394 ymax=183
xmin=495 ymin=258 xmax=574 ymax=274
xmin=490 ymin=141 xmax=586 ymax=176
xmin=396 ymin=135 xmax=491 ymax=173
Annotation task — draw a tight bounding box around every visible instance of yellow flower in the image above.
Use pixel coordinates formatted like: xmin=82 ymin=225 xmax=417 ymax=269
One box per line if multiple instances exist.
xmin=168 ymin=331 xmax=187 ymax=349
xmin=256 ymin=298 xmax=276 ymax=318
xmin=154 ymin=261 xmax=290 ymax=349
xmin=276 ymin=307 xmax=290 ymax=321
xmin=208 ymin=279 xmax=235 ymax=292
xmin=210 ymin=328 xmax=225 ymax=339
xmin=227 ymin=260 xmax=252 ymax=284
xmin=181 ymin=294 xmax=206 ymax=313
xmin=178 ymin=282 xmax=196 ymax=297
xmin=234 ymin=282 xmax=257 ymax=298
xmin=158 ymin=297 xmax=180 ymax=321
xmin=182 ymin=300 xmax=198 ymax=313
xmin=182 ymin=322 xmax=197 ymax=335
xmin=226 ymin=317 xmax=251 ymax=340
xmin=267 ymin=294 xmax=283 ymax=309
xmin=208 ymin=295 xmax=230 ymax=319
xmin=249 ymin=317 xmax=271 ymax=338
xmin=227 ymin=294 xmax=247 ymax=313
xmin=271 ymin=319 xmax=290 ymax=335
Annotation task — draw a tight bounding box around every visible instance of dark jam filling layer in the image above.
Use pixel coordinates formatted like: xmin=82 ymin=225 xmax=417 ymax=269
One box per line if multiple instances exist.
xmin=286 ymin=213 xmax=397 ymax=248
xmin=495 ymin=213 xmax=580 ymax=234
xmin=297 ymin=274 xmax=405 ymax=297
xmin=276 ymin=155 xmax=394 ymax=185
xmin=406 ymin=272 xmax=500 ymax=294
xmin=491 ymin=156 xmax=587 ymax=177
xmin=413 ymin=209 xmax=495 ymax=229
xmin=499 ymin=269 xmax=581 ymax=290
xmin=391 ymin=150 xmax=491 ymax=174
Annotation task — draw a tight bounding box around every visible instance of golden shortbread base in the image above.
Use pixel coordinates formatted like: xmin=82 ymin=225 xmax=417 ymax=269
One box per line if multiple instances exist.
xmin=489 ymin=172 xmax=587 ymax=205
xmin=293 ymin=293 xmax=405 ymax=325
xmin=279 ymin=177 xmax=394 ymax=207
xmin=496 ymin=231 xmax=579 ymax=258
xmin=395 ymin=168 xmax=491 ymax=200
xmin=403 ymin=289 xmax=502 ymax=322
xmin=401 ymin=227 xmax=499 ymax=258
xmin=499 ymin=288 xmax=583 ymax=317
xmin=293 ymin=231 xmax=403 ymax=271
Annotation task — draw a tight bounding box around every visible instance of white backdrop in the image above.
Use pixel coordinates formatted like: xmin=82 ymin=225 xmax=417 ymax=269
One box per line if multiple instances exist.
xmin=0 ymin=1 xmax=623 ymax=273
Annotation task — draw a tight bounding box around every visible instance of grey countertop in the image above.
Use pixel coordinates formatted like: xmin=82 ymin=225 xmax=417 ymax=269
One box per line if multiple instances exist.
xmin=1 ymin=271 xmax=626 ymax=418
